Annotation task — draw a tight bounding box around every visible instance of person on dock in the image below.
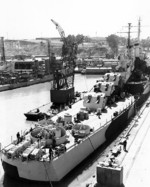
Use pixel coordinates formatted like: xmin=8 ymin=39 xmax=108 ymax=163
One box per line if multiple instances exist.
xmin=122 ymin=138 xmax=128 ymax=152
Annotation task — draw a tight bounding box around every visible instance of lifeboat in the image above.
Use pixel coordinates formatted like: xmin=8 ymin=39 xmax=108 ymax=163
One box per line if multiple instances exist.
xmin=24 ymin=109 xmax=50 ymax=121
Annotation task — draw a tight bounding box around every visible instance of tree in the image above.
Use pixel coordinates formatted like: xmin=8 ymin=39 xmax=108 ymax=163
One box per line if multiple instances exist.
xmin=62 ymin=34 xmax=84 ymax=61
xmin=119 ymin=36 xmax=127 ymax=46
xmin=141 ymin=38 xmax=150 ymax=48
xmin=106 ymin=34 xmax=119 ymax=56
xmin=83 ymin=36 xmax=92 ymax=43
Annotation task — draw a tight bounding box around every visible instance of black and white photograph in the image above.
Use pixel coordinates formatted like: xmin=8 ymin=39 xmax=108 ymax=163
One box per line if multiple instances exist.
xmin=0 ymin=0 xmax=150 ymax=186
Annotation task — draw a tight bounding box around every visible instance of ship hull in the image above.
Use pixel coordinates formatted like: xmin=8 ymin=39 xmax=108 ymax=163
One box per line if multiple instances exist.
xmin=1 ymin=117 xmax=124 ymax=182
xmin=136 ymin=82 xmax=150 ymax=107
xmin=1 ymin=103 xmax=135 ymax=182
xmin=105 ymin=103 xmax=135 ymax=139
xmin=2 ymin=82 xmax=150 ymax=182
xmin=126 ymin=81 xmax=150 ymax=108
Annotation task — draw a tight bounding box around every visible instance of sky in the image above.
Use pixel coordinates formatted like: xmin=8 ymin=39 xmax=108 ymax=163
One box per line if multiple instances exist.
xmin=1 ymin=0 xmax=150 ymax=40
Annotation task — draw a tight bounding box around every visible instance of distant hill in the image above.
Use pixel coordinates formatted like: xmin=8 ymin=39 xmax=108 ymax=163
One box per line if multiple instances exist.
xmin=1 ymin=37 xmax=108 ymax=58
xmin=2 ymin=39 xmax=62 ymax=57
xmin=90 ymin=36 xmax=106 ymax=42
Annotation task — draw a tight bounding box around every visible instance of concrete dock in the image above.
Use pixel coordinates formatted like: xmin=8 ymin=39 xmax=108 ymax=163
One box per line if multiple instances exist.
xmin=123 ymin=102 xmax=150 ymax=187
xmin=86 ymin=99 xmax=150 ymax=187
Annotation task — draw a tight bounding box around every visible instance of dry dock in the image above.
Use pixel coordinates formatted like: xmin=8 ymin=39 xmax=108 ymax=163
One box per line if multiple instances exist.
xmin=86 ymin=98 xmax=150 ymax=187
xmin=122 ymin=101 xmax=150 ymax=187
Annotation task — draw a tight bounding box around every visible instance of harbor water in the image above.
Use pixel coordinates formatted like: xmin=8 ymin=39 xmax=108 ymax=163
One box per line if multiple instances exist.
xmin=0 ymin=74 xmax=104 ymax=187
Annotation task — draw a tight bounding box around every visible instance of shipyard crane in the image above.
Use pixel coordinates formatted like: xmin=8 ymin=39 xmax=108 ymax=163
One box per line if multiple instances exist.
xmin=50 ymin=19 xmax=77 ymax=108
xmin=51 ymin=19 xmax=84 ymax=65
xmin=51 ymin=19 xmax=73 ymax=63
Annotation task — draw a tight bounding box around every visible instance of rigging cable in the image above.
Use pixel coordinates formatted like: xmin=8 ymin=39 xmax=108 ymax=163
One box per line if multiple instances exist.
xmin=88 ymin=136 xmax=95 ymax=151
xmin=29 ymin=102 xmax=51 ymax=112
xmin=43 ymin=161 xmax=53 ymax=187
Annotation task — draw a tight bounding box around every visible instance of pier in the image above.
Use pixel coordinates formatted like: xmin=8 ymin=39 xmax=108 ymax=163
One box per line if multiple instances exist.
xmin=86 ymin=98 xmax=150 ymax=187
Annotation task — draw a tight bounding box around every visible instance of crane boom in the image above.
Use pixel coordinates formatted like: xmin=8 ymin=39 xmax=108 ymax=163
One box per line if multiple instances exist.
xmin=51 ymin=19 xmax=65 ymax=40
xmin=50 ymin=19 xmax=75 ymax=107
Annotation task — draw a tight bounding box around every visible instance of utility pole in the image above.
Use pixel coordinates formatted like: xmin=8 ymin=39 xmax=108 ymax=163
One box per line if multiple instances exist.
xmin=47 ymin=40 xmax=51 ymax=74
xmin=127 ymin=23 xmax=131 ymax=49
xmin=1 ymin=37 xmax=6 ymax=64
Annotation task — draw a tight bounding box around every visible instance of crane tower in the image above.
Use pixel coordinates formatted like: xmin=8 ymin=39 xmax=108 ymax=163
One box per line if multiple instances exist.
xmin=50 ymin=19 xmax=76 ymax=108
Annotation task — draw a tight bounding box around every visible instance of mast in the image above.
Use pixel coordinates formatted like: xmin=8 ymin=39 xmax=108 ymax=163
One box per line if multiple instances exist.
xmin=134 ymin=18 xmax=142 ymax=58
xmin=127 ymin=23 xmax=132 ymax=58
xmin=127 ymin=23 xmax=131 ymax=49
xmin=137 ymin=18 xmax=141 ymax=42
xmin=47 ymin=40 xmax=51 ymax=75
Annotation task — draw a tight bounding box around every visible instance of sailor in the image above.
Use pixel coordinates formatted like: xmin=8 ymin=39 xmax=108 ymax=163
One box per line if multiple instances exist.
xmin=69 ymin=103 xmax=72 ymax=109
xmin=49 ymin=145 xmax=53 ymax=161
xmin=97 ymin=109 xmax=101 ymax=119
xmin=108 ymin=159 xmax=113 ymax=167
xmin=49 ymin=131 xmax=52 ymax=139
xmin=52 ymin=137 xmax=56 ymax=148
xmin=16 ymin=132 xmax=20 ymax=143
xmin=19 ymin=135 xmax=23 ymax=142
xmin=37 ymin=138 xmax=40 ymax=148
xmin=36 ymin=108 xmax=40 ymax=113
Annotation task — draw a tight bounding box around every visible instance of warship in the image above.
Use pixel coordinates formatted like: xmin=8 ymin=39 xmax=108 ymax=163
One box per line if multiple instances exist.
xmin=1 ymin=20 xmax=150 ymax=182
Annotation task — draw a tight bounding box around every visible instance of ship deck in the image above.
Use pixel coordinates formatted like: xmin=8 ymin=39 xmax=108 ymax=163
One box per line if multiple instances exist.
xmin=51 ymin=96 xmax=134 ymax=149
